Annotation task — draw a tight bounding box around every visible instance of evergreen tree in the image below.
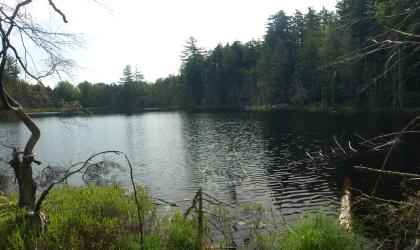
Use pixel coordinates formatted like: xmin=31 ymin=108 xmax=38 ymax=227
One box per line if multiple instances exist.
xmin=181 ymin=36 xmax=205 ymax=106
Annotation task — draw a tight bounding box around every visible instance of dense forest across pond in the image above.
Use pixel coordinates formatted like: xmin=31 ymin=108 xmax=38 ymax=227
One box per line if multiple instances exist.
xmin=2 ymin=0 xmax=419 ymax=113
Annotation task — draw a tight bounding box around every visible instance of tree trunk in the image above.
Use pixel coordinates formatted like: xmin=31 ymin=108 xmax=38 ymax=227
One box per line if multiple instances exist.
xmin=1 ymin=81 xmax=40 ymax=211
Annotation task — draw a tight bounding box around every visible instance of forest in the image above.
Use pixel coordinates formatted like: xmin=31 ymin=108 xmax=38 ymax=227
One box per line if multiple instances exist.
xmin=4 ymin=0 xmax=420 ymax=112
xmin=1 ymin=1 xmax=419 ymax=249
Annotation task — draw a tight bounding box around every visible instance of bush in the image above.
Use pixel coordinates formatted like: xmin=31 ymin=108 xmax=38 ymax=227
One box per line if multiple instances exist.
xmin=160 ymin=210 xmax=200 ymax=250
xmin=0 ymin=185 xmax=145 ymax=249
xmin=254 ymin=213 xmax=370 ymax=250
xmin=0 ymin=184 xmax=204 ymax=250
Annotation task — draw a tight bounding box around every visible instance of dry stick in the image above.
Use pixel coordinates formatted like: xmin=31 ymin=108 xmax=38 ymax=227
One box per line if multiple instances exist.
xmin=362 ymin=131 xmax=420 ymax=145
xmin=199 ymin=158 xmax=217 ymax=174
xmin=351 ymin=187 xmax=415 ymax=207
xmin=152 ymin=197 xmax=178 ymax=207
xmin=354 ymin=133 xmax=378 ymax=148
xmin=202 ymin=197 xmax=228 ymax=208
xmin=203 ymin=213 xmax=235 ymax=248
xmin=271 ymin=182 xmax=294 ymax=234
xmin=232 ymin=147 xmax=248 ymax=176
xmin=203 ymin=213 xmax=225 ymax=235
xmin=197 ymin=189 xmax=203 ymax=250
xmin=122 ymin=153 xmax=144 ymax=250
xmin=333 ymin=135 xmax=347 ymax=155
xmin=371 ymin=115 xmax=420 ymax=196
xmin=203 ymin=211 xmax=235 ymax=245
xmin=202 ymin=192 xmax=235 ymax=208
xmin=184 ymin=191 xmax=200 ymax=218
xmin=348 ymin=141 xmax=357 ymax=152
xmin=269 ymin=205 xmax=278 ymax=230
xmin=354 ymin=166 xmax=420 ymax=179
xmin=373 ymin=139 xmax=397 ymax=150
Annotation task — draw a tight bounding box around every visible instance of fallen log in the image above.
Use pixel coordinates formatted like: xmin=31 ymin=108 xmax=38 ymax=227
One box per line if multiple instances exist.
xmin=353 ymin=166 xmax=420 ymax=178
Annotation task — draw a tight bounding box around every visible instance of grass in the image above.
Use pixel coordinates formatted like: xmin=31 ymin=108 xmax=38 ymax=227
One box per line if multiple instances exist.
xmin=0 ymin=184 xmax=200 ymax=250
xmin=1 ymin=185 xmax=372 ymax=249
xmin=253 ymin=213 xmax=371 ymax=250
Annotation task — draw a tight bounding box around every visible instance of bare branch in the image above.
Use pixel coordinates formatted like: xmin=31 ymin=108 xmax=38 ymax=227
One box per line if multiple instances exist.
xmin=371 ymin=115 xmax=420 ymax=195
xmin=354 ymin=165 xmax=420 ymax=179
xmin=384 ymin=26 xmax=420 ymax=40
xmin=48 ymin=0 xmax=68 ymax=23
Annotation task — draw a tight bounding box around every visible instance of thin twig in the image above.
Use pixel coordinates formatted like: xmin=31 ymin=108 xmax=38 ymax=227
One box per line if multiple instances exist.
xmin=333 ymin=135 xmax=347 ymax=155
xmin=202 ymin=192 xmax=235 ymax=208
xmin=354 ymin=166 xmax=420 ymax=178
xmin=351 ymin=187 xmax=416 ymax=207
xmin=371 ymin=116 xmax=420 ymax=195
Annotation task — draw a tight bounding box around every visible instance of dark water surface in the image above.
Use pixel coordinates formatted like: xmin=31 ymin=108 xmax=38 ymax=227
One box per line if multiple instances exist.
xmin=0 ymin=110 xmax=414 ymax=235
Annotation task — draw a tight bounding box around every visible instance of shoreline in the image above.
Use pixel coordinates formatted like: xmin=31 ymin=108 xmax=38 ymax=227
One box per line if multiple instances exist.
xmin=1 ymin=104 xmax=419 ymax=119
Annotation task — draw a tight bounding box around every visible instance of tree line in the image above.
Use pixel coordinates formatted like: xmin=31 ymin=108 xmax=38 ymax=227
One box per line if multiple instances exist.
xmin=8 ymin=0 xmax=420 ymax=112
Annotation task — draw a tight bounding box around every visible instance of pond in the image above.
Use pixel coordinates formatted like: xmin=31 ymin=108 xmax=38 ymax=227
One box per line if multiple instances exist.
xmin=0 ymin=110 xmax=413 ymax=238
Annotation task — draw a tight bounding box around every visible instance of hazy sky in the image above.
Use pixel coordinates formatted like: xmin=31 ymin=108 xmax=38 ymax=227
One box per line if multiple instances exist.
xmin=25 ymin=0 xmax=338 ymax=86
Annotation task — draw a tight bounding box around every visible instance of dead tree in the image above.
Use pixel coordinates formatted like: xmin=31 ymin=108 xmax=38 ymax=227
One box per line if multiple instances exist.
xmin=323 ymin=6 xmax=420 ymax=108
xmin=0 ymin=0 xmax=80 ymax=212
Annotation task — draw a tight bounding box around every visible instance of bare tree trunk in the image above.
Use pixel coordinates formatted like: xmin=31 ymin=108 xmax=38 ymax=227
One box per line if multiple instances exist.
xmin=1 ymin=51 xmax=40 ymax=211
xmin=2 ymin=90 xmax=40 ymax=211
xmin=15 ymin=107 xmax=39 ymax=210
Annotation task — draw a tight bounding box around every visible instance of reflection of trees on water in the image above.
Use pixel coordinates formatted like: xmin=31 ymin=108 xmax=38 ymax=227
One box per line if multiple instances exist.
xmin=257 ymin=111 xmax=343 ymax=216
xmin=258 ymin=111 xmax=415 ymax=217
xmin=181 ymin=112 xmax=263 ymax=204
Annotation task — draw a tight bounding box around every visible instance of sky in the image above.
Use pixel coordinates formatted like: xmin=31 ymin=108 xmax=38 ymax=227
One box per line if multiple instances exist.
xmin=21 ymin=0 xmax=338 ymax=86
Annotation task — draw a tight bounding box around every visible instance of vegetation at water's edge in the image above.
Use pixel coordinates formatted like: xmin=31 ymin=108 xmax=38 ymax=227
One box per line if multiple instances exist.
xmin=2 ymin=0 xmax=419 ymax=113
xmin=0 ymin=184 xmax=371 ymax=249
xmin=0 ymin=185 xmax=202 ymax=250
xmin=253 ymin=213 xmax=370 ymax=250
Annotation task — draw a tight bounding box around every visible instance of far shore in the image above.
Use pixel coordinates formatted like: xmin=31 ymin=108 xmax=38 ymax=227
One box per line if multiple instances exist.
xmin=1 ymin=104 xmax=419 ymax=119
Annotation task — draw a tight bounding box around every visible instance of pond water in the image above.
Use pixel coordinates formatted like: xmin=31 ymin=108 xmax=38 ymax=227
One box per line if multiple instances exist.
xmin=0 ymin=110 xmax=413 ymax=239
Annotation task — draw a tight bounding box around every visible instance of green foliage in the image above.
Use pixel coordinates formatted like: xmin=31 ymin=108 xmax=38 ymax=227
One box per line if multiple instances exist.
xmin=265 ymin=213 xmax=369 ymax=250
xmin=4 ymin=2 xmax=420 ymax=112
xmin=53 ymin=81 xmax=80 ymax=102
xmin=160 ymin=211 xmax=200 ymax=250
xmin=45 ymin=1 xmax=419 ymax=111
xmin=181 ymin=36 xmax=205 ymax=106
xmin=0 ymin=185 xmax=142 ymax=249
xmin=243 ymin=201 xmax=266 ymax=238
xmin=0 ymin=185 xmax=206 ymax=250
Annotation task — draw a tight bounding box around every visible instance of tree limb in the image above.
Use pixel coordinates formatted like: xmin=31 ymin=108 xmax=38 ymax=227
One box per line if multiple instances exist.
xmin=354 ymin=166 xmax=420 ymax=179
xmin=48 ymin=0 xmax=68 ymax=23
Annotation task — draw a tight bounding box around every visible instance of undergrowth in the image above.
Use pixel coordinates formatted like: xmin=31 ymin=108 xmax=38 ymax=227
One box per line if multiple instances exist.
xmin=0 ymin=184 xmax=200 ymax=250
xmin=252 ymin=213 xmax=371 ymax=250
xmin=0 ymin=185 xmax=374 ymax=250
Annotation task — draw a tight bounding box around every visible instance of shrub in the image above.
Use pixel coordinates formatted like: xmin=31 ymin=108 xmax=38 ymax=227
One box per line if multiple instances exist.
xmin=0 ymin=184 xmax=151 ymax=249
xmin=159 ymin=210 xmax=200 ymax=250
xmin=0 ymin=184 xmax=204 ymax=250
xmin=279 ymin=213 xmax=369 ymax=250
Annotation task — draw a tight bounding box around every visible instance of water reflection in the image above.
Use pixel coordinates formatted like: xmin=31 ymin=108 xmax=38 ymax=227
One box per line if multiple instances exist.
xmin=0 ymin=110 xmax=414 ymax=228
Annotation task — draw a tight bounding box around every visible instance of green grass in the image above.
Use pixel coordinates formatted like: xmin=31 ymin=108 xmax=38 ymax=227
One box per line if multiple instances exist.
xmin=1 ymin=186 xmax=373 ymax=250
xmin=0 ymin=184 xmax=200 ymax=250
xmin=253 ymin=213 xmax=370 ymax=250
